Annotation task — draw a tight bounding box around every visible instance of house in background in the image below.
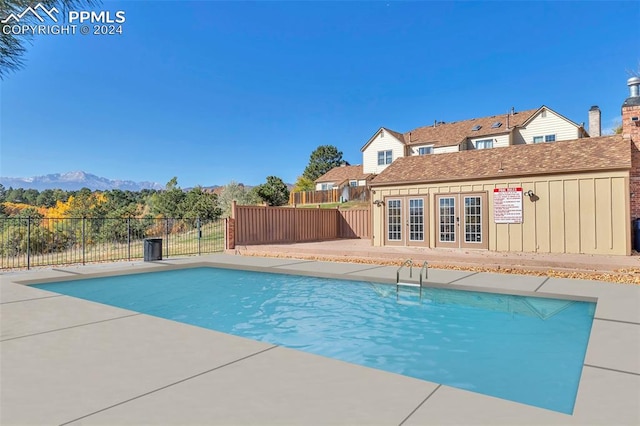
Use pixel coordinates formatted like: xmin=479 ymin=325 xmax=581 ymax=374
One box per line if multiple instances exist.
xmin=367 ymin=77 xmax=640 ymax=256
xmin=361 ymin=105 xmax=594 ymax=175
xmin=314 ymin=164 xmax=373 ymax=202
xmin=314 ymin=164 xmax=372 ymax=190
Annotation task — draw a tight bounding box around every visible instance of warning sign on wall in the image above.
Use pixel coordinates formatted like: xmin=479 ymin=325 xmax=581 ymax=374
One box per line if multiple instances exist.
xmin=493 ymin=187 xmax=523 ymax=224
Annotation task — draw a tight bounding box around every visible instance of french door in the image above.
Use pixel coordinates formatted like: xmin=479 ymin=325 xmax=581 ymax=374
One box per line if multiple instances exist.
xmin=384 ymin=196 xmax=428 ymax=246
xmin=435 ymin=193 xmax=488 ymax=249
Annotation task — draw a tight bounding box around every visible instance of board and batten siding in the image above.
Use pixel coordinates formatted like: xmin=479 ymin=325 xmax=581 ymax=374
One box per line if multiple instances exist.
xmin=362 ymin=132 xmax=405 ymax=174
xmin=515 ymin=109 xmax=582 ymax=145
xmin=370 ymin=170 xmax=630 ymax=255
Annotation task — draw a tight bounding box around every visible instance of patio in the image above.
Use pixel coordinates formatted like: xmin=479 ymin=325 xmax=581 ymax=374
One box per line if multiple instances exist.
xmin=1 ymin=254 xmax=639 ymax=425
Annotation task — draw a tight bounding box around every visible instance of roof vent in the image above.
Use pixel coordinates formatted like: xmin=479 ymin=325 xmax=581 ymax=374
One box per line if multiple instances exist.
xmin=491 ymin=122 xmax=502 ymax=128
xmin=472 ymin=125 xmax=482 ymax=131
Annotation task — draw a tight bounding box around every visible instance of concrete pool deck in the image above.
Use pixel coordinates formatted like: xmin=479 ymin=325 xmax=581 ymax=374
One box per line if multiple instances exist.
xmin=1 ymin=254 xmax=639 ymax=425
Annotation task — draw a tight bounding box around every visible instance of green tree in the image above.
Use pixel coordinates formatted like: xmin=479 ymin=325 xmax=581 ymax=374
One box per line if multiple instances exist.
xmin=151 ymin=177 xmax=186 ymax=218
xmin=22 ymin=189 xmax=39 ymax=205
xmin=36 ymin=189 xmax=57 ymax=207
xmin=0 ymin=183 xmax=6 ymax=202
xmin=292 ymin=175 xmax=314 ymax=192
xmin=1 ymin=1 xmax=99 ymax=79
xmin=180 ymin=187 xmax=222 ymax=224
xmin=302 ymin=145 xmax=344 ymax=182
xmin=5 ymin=187 xmax=24 ymax=203
xmin=217 ymin=181 xmax=260 ymax=217
xmin=254 ymin=176 xmax=290 ymax=206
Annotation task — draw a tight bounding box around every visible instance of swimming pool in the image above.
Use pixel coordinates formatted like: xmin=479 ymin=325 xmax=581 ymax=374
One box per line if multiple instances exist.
xmin=35 ymin=266 xmax=595 ymax=414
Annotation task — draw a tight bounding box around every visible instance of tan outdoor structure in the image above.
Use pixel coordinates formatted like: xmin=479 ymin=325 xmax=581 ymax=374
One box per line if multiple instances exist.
xmin=370 ymin=136 xmax=631 ymax=255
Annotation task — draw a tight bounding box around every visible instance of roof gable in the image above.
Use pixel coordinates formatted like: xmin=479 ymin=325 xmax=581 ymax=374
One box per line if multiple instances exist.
xmin=360 ymin=127 xmax=405 ymax=152
xmin=370 ymin=135 xmax=630 ymax=186
xmin=520 ymin=105 xmax=583 ymax=129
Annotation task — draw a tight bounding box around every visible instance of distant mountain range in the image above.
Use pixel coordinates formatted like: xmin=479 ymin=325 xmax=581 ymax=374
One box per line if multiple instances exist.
xmin=0 ymin=171 xmax=165 ymax=192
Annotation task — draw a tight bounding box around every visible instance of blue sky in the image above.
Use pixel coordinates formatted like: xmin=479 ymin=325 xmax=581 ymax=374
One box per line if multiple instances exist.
xmin=1 ymin=0 xmax=639 ymax=188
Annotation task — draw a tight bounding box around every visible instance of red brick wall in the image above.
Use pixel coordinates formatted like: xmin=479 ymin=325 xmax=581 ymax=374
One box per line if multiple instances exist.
xmin=624 ymin=104 xmax=640 ymax=219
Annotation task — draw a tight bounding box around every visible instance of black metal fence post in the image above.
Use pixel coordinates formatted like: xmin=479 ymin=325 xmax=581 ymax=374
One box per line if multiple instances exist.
xmin=26 ymin=216 xmax=31 ymax=270
xmin=127 ymin=217 xmax=131 ymax=261
xmin=165 ymin=218 xmax=169 ymax=259
xmin=82 ymin=217 xmax=86 ymax=265
xmin=197 ymin=217 xmax=201 ymax=256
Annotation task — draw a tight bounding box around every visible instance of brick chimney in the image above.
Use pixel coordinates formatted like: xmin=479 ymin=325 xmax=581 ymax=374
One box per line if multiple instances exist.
xmin=623 ymin=76 xmax=640 ymax=219
xmin=588 ymin=105 xmax=601 ymax=137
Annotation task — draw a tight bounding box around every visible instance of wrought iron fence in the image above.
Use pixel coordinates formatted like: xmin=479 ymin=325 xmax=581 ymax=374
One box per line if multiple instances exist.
xmin=0 ymin=217 xmax=224 ymax=270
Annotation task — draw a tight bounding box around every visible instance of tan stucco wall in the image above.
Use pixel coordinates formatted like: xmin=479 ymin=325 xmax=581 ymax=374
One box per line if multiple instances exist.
xmin=370 ymin=170 xmax=631 ymax=255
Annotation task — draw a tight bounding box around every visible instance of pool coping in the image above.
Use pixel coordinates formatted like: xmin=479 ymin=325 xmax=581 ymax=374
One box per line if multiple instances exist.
xmin=1 ymin=253 xmax=639 ymax=425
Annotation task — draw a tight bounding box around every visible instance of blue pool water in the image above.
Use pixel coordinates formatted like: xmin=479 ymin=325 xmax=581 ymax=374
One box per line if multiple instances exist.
xmin=35 ymin=267 xmax=595 ymax=414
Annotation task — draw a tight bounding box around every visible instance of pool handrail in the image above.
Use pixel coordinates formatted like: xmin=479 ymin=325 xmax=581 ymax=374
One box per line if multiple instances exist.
xmin=419 ymin=261 xmax=428 ymax=287
xmin=396 ymin=259 xmax=413 ymax=284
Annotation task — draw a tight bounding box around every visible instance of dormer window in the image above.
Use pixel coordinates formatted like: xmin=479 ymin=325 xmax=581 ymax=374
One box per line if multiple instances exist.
xmin=476 ymin=139 xmax=493 ymax=149
xmin=418 ymin=146 xmax=433 ymax=155
xmin=533 ymin=134 xmax=556 ymax=143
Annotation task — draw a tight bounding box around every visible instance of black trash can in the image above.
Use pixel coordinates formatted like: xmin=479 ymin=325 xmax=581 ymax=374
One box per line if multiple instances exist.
xmin=634 ymin=219 xmax=640 ymax=252
xmin=144 ymin=238 xmax=163 ymax=261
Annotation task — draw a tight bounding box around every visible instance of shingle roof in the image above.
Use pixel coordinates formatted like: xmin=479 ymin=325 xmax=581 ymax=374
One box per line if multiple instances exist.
xmin=370 ymin=135 xmax=630 ymax=186
xmin=315 ymin=165 xmax=373 ymax=184
xmin=404 ymin=108 xmax=539 ymax=147
xmin=363 ymin=108 xmax=546 ymax=151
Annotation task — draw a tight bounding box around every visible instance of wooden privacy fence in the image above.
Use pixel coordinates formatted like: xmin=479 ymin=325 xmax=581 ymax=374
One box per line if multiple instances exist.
xmin=289 ymin=186 xmax=370 ymax=205
xmin=338 ymin=209 xmax=371 ymax=239
xmin=228 ymin=204 xmax=371 ymax=247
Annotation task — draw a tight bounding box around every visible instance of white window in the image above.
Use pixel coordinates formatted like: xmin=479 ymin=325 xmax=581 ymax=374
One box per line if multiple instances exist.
xmin=533 ymin=135 xmax=555 ymax=143
xmin=377 ymin=150 xmax=393 ymax=165
xmin=476 ymin=139 xmax=493 ymax=149
xmin=320 ymin=183 xmax=331 ymax=190
xmin=418 ymin=146 xmax=433 ymax=155
xmin=349 ymin=180 xmax=358 ymax=187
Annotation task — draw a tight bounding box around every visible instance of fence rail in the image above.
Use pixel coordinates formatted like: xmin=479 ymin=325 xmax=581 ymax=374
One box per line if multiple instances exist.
xmin=233 ymin=205 xmax=370 ymax=245
xmin=0 ymin=217 xmax=224 ymax=270
xmin=289 ymin=186 xmax=370 ymax=205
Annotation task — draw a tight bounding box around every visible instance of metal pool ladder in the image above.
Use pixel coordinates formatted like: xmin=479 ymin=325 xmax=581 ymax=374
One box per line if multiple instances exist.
xmin=396 ymin=259 xmax=421 ymax=300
